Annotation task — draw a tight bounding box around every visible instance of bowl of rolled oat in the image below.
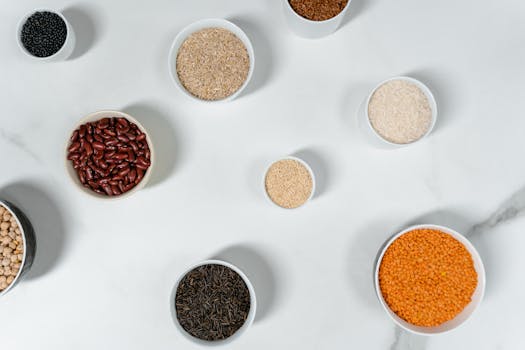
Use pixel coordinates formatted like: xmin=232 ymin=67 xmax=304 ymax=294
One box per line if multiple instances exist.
xmin=0 ymin=199 xmax=36 ymax=296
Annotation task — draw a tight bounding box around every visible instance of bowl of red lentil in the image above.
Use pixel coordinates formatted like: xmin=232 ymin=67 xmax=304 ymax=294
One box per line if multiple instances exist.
xmin=374 ymin=224 xmax=485 ymax=335
xmin=283 ymin=0 xmax=352 ymax=38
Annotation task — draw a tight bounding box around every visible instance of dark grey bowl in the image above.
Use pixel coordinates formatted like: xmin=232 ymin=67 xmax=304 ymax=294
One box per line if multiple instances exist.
xmin=0 ymin=199 xmax=36 ymax=296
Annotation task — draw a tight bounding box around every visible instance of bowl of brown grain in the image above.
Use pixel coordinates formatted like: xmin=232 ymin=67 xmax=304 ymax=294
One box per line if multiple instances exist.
xmin=168 ymin=18 xmax=255 ymax=102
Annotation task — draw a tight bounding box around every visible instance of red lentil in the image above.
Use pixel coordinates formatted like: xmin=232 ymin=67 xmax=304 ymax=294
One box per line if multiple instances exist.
xmin=379 ymin=228 xmax=478 ymax=327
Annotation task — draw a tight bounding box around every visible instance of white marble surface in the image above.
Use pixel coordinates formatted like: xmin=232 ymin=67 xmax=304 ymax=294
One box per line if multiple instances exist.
xmin=1 ymin=0 xmax=525 ymax=349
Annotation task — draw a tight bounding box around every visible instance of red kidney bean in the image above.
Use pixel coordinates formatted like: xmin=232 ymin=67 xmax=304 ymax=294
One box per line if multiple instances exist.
xmin=78 ymin=170 xmax=86 ymax=184
xmin=69 ymin=142 xmax=80 ymax=153
xmin=128 ymin=169 xmax=136 ymax=183
xmin=92 ymin=141 xmax=105 ymax=151
xmin=70 ymin=130 xmax=79 ymax=142
xmin=98 ymin=118 xmax=110 ymax=129
xmin=79 ymin=125 xmax=87 ymax=138
xmin=113 ymin=152 xmax=127 ymax=160
xmin=102 ymin=184 xmax=113 ymax=196
xmin=104 ymin=129 xmax=116 ymax=137
xmin=127 ymin=133 xmax=136 ymax=141
xmin=84 ymin=142 xmax=93 ymax=156
xmin=129 ymin=141 xmax=138 ymax=152
xmin=117 ymin=135 xmax=129 ymax=142
xmin=86 ymin=134 xmax=93 ymax=143
xmin=119 ymin=167 xmax=130 ymax=177
xmin=136 ymin=133 xmax=146 ymax=142
xmin=127 ymin=149 xmax=135 ymax=162
xmin=117 ymin=118 xmax=128 ymax=127
xmin=94 ymin=134 xmax=103 ymax=143
xmin=67 ymin=152 xmax=80 ymax=161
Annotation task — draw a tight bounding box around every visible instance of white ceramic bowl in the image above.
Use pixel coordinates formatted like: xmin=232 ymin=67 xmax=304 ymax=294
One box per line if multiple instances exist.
xmin=263 ymin=156 xmax=316 ymax=209
xmin=65 ymin=110 xmax=155 ymax=200
xmin=0 ymin=199 xmax=36 ymax=297
xmin=374 ymin=224 xmax=486 ymax=335
xmin=363 ymin=76 xmax=438 ymax=147
xmin=172 ymin=259 xmax=257 ymax=346
xmin=282 ymin=0 xmax=352 ymax=38
xmin=17 ymin=9 xmax=75 ymax=61
xmin=168 ymin=18 xmax=255 ymax=102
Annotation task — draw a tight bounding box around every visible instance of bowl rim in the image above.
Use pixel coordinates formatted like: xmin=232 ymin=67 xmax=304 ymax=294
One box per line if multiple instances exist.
xmin=373 ymin=224 xmax=486 ymax=336
xmin=64 ymin=110 xmax=155 ymax=200
xmin=365 ymin=76 xmax=438 ymax=147
xmin=168 ymin=18 xmax=255 ymax=103
xmin=283 ymin=0 xmax=353 ymax=24
xmin=16 ymin=8 xmax=72 ymax=61
xmin=171 ymin=259 xmax=257 ymax=346
xmin=0 ymin=200 xmax=29 ymax=297
xmin=262 ymin=156 xmax=316 ymax=209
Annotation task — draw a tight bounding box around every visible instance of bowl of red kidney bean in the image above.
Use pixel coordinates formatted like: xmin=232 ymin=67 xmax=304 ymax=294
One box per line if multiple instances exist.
xmin=66 ymin=110 xmax=154 ymax=198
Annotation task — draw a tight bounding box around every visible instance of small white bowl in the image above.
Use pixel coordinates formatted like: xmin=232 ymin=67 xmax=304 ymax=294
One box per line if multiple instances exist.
xmin=374 ymin=224 xmax=486 ymax=335
xmin=172 ymin=259 xmax=257 ymax=346
xmin=282 ymin=0 xmax=352 ymax=39
xmin=17 ymin=9 xmax=75 ymax=61
xmin=363 ymin=76 xmax=438 ymax=147
xmin=168 ymin=18 xmax=255 ymax=102
xmin=263 ymin=156 xmax=316 ymax=209
xmin=65 ymin=110 xmax=155 ymax=200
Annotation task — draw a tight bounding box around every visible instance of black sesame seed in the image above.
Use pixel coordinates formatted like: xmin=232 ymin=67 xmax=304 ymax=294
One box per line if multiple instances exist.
xmin=21 ymin=11 xmax=67 ymax=58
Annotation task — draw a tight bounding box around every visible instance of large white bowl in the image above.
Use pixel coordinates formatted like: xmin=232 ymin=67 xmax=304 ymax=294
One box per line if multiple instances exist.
xmin=17 ymin=9 xmax=75 ymax=61
xmin=168 ymin=18 xmax=255 ymax=103
xmin=65 ymin=110 xmax=155 ymax=200
xmin=172 ymin=259 xmax=257 ymax=346
xmin=374 ymin=224 xmax=486 ymax=335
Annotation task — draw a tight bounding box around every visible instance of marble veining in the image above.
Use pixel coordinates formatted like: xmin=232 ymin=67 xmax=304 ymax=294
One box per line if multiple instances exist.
xmin=0 ymin=128 xmax=40 ymax=162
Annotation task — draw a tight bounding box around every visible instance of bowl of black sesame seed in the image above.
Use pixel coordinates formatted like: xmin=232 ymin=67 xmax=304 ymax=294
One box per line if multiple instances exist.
xmin=17 ymin=9 xmax=75 ymax=61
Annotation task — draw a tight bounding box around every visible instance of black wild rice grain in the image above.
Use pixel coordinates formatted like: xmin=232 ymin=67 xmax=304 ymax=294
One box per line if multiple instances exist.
xmin=21 ymin=11 xmax=67 ymax=58
xmin=175 ymin=264 xmax=251 ymax=341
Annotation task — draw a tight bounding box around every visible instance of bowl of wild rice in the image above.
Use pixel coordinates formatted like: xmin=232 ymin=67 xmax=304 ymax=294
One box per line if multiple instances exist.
xmin=374 ymin=224 xmax=485 ymax=335
xmin=168 ymin=18 xmax=255 ymax=102
xmin=0 ymin=199 xmax=36 ymax=296
xmin=16 ymin=9 xmax=75 ymax=61
xmin=172 ymin=260 xmax=256 ymax=345
xmin=364 ymin=76 xmax=437 ymax=147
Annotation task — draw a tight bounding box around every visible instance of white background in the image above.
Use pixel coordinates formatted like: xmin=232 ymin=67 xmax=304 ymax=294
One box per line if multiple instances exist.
xmin=1 ymin=0 xmax=525 ymax=349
